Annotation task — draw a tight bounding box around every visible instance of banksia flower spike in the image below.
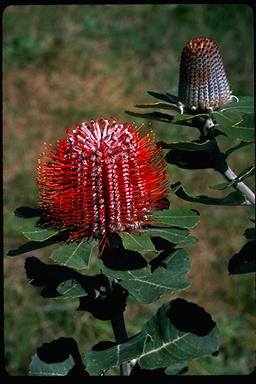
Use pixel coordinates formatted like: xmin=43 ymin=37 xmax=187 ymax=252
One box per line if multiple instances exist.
xmin=178 ymin=37 xmax=235 ymax=113
xmin=37 ymin=117 xmax=169 ymax=248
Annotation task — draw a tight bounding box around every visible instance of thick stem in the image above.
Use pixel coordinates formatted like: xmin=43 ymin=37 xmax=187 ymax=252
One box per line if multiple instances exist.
xmin=111 ymin=312 xmax=133 ymax=376
xmin=107 ymin=276 xmax=133 ymax=376
xmin=224 ymin=166 xmax=255 ymax=205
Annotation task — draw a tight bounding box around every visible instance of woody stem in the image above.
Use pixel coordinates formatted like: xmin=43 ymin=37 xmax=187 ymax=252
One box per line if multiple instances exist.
xmin=107 ymin=276 xmax=133 ymax=376
xmin=201 ymin=117 xmax=255 ymax=205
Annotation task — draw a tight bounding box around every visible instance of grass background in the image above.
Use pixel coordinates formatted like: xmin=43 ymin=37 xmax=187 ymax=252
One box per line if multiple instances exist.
xmin=3 ymin=4 xmax=255 ymax=375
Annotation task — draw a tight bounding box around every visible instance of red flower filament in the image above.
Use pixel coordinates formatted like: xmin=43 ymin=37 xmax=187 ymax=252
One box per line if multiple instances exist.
xmin=37 ymin=117 xmax=169 ymax=242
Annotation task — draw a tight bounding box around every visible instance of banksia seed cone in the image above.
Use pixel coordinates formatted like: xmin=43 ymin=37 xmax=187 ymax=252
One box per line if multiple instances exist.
xmin=178 ymin=37 xmax=232 ymax=112
xmin=37 ymin=117 xmax=169 ymax=242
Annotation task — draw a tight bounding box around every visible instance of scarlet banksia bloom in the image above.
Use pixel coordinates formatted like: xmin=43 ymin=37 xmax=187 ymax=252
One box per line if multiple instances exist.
xmin=37 ymin=117 xmax=169 ymax=243
xmin=178 ymin=37 xmax=232 ymax=113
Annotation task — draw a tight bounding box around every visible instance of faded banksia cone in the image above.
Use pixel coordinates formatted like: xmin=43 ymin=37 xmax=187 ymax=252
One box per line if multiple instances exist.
xmin=178 ymin=37 xmax=232 ymax=112
xmin=37 ymin=117 xmax=169 ymax=244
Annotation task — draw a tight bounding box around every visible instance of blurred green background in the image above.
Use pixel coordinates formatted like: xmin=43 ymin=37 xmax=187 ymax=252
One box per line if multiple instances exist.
xmin=3 ymin=4 xmax=255 ymax=375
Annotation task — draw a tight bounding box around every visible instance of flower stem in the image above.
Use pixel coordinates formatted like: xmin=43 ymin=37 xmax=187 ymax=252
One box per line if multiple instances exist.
xmin=107 ymin=276 xmax=132 ymax=376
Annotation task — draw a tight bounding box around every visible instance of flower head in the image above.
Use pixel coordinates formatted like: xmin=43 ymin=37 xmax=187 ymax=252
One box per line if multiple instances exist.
xmin=37 ymin=117 xmax=169 ymax=243
xmin=178 ymin=37 xmax=232 ymax=112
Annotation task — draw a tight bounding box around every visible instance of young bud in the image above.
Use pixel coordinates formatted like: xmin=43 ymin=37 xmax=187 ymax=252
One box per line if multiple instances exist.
xmin=178 ymin=37 xmax=232 ymax=112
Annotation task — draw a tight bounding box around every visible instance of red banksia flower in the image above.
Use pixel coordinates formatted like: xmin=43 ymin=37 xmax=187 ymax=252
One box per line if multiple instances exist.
xmin=37 ymin=117 xmax=169 ymax=244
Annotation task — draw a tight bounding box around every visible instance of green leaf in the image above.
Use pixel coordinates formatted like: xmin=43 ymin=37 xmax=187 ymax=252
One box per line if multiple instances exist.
xmin=152 ymin=208 xmax=200 ymax=229
xmin=213 ymin=111 xmax=254 ymax=141
xmin=172 ymin=113 xmax=208 ymax=125
xmin=171 ymin=182 xmax=246 ymax=205
xmin=224 ymin=140 xmax=254 ymax=157
xmin=147 ymin=90 xmax=178 ymax=104
xmin=86 ymin=300 xmax=219 ymax=374
xmin=139 ymin=301 xmax=219 ymax=370
xmin=120 ymin=232 xmax=155 ymax=253
xmin=29 ymin=353 xmax=75 ymax=376
xmin=50 ymin=238 xmax=98 ymax=271
xmin=164 ymin=362 xmax=188 ymax=375
xmin=174 ymin=234 xmax=198 ymax=248
xmin=209 ymin=166 xmax=255 ymax=190
xmin=248 ymin=206 xmax=255 ymax=223
xmin=212 ymin=110 xmax=242 ymax=128
xmin=7 ymin=232 xmax=69 ymax=257
xmin=86 ymin=332 xmax=148 ymax=375
xmin=56 ymin=279 xmax=88 ymax=298
xmin=220 ymin=96 xmax=254 ymax=114
xmin=101 ymin=249 xmax=190 ymax=303
xmin=135 ymin=101 xmax=180 ymax=113
xmin=101 ymin=261 xmax=151 ymax=282
xmin=22 ymin=226 xmax=62 ymax=242
xmin=147 ymin=227 xmax=189 ymax=244
xmin=125 ymin=110 xmax=174 ymax=123
xmin=209 ymin=166 xmax=255 ymax=191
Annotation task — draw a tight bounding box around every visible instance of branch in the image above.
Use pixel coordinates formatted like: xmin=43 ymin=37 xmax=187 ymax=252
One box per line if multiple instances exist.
xmin=224 ymin=166 xmax=255 ymax=205
xmin=202 ymin=117 xmax=255 ymax=206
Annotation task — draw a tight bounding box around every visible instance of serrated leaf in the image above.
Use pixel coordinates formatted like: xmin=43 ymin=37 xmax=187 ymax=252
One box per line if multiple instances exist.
xmin=56 ymin=279 xmax=88 ymax=298
xmin=171 ymin=182 xmax=246 ymax=205
xmin=101 ymin=249 xmax=190 ymax=303
xmin=86 ymin=299 xmax=219 ymax=374
xmin=22 ymin=226 xmax=62 ymax=242
xmin=29 ymin=353 xmax=75 ymax=376
xmin=120 ymin=232 xmax=155 ymax=253
xmin=50 ymin=238 xmax=98 ymax=271
xmin=152 ymin=208 xmax=200 ymax=229
xmin=209 ymin=165 xmax=255 ymax=191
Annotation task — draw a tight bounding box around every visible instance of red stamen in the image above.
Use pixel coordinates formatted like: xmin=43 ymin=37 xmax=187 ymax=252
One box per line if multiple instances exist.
xmin=37 ymin=117 xmax=169 ymax=251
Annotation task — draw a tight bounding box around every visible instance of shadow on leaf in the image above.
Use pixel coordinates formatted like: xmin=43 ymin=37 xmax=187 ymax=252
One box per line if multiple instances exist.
xmin=228 ymin=241 xmax=256 ymax=274
xmin=25 ymin=257 xmax=128 ymax=320
xmin=78 ymin=279 xmax=128 ymax=320
xmin=8 ymin=231 xmax=69 ymax=256
xmin=101 ymin=248 xmax=147 ymax=271
xmin=37 ymin=337 xmax=89 ymax=376
xmin=167 ymin=298 xmax=216 ymax=336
